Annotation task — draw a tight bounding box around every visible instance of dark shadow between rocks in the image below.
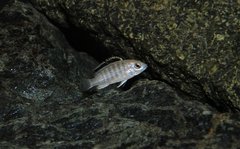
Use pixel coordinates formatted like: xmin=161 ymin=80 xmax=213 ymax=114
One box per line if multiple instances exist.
xmin=56 ymin=22 xmax=112 ymax=63
xmin=65 ymin=29 xmax=109 ymax=60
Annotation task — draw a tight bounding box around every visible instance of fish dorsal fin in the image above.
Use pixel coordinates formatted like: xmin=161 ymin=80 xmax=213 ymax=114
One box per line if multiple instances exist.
xmin=94 ymin=56 xmax=123 ymax=72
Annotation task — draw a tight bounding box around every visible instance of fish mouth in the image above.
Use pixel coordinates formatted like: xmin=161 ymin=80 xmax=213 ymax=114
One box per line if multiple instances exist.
xmin=142 ymin=63 xmax=148 ymax=71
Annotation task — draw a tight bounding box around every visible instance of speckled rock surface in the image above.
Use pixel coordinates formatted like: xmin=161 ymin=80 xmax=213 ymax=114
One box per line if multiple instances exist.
xmin=0 ymin=0 xmax=96 ymax=102
xmin=30 ymin=0 xmax=240 ymax=111
xmin=1 ymin=1 xmax=240 ymax=149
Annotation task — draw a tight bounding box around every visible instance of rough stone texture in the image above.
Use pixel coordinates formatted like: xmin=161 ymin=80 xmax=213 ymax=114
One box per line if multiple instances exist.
xmin=30 ymin=0 xmax=240 ymax=111
xmin=0 ymin=0 xmax=96 ymax=102
xmin=1 ymin=0 xmax=240 ymax=149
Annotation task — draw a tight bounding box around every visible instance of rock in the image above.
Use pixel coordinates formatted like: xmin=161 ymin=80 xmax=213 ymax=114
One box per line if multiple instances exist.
xmin=0 ymin=0 xmax=96 ymax=102
xmin=2 ymin=75 xmax=240 ymax=148
xmin=1 ymin=0 xmax=240 ymax=149
xmin=30 ymin=0 xmax=240 ymax=111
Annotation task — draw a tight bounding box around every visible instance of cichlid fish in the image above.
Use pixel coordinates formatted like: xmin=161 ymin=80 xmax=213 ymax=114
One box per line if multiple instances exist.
xmin=81 ymin=59 xmax=147 ymax=90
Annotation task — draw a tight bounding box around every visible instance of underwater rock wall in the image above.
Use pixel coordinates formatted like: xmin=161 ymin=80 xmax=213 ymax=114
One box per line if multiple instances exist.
xmin=31 ymin=0 xmax=240 ymax=111
xmin=0 ymin=0 xmax=240 ymax=148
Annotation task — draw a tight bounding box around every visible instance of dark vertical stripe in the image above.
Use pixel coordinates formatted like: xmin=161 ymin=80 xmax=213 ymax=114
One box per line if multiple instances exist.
xmin=122 ymin=61 xmax=128 ymax=79
xmin=103 ymin=68 xmax=108 ymax=84
xmin=113 ymin=62 xmax=119 ymax=80
xmin=118 ymin=62 xmax=124 ymax=81
xmin=100 ymin=69 xmax=107 ymax=85
xmin=105 ymin=66 xmax=112 ymax=82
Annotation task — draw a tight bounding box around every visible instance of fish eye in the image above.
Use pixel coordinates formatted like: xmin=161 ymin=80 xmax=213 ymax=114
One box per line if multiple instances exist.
xmin=134 ymin=63 xmax=141 ymax=69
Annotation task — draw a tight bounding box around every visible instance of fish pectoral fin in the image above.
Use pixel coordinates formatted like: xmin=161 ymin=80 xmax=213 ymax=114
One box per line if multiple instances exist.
xmin=97 ymin=84 xmax=109 ymax=90
xmin=117 ymin=80 xmax=128 ymax=88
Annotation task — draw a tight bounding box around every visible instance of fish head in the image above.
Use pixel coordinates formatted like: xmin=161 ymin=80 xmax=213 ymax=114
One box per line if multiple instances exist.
xmin=126 ymin=60 xmax=148 ymax=76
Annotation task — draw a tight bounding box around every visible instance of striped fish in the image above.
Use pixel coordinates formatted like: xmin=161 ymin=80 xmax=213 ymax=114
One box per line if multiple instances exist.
xmin=82 ymin=59 xmax=147 ymax=90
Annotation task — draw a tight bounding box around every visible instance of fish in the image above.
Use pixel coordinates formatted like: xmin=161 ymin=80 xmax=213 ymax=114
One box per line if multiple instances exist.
xmin=81 ymin=59 xmax=147 ymax=90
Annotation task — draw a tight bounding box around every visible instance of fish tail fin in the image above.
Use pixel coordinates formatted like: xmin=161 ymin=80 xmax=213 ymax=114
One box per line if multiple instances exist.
xmin=79 ymin=78 xmax=93 ymax=91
